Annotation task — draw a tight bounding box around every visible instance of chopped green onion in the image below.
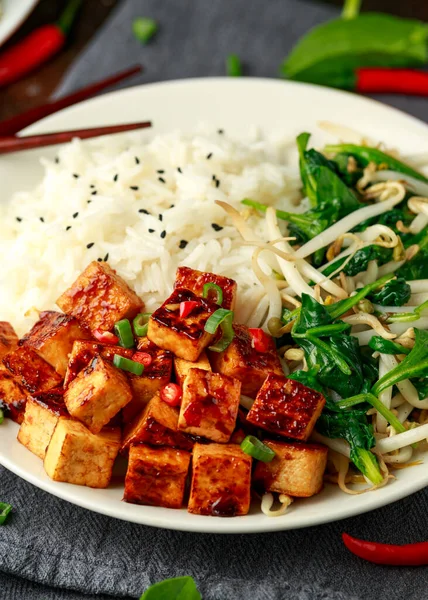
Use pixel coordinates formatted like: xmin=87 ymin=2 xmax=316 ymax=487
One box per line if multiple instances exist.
xmin=113 ymin=354 xmax=144 ymax=376
xmin=133 ymin=312 xmax=152 ymax=337
xmin=202 ymin=282 xmax=223 ymax=306
xmin=132 ymin=17 xmax=158 ymax=44
xmin=226 ymin=54 xmax=242 ymax=77
xmin=204 ymin=308 xmax=234 ymax=352
xmin=114 ymin=319 xmax=135 ymax=348
xmin=0 ymin=409 xmax=3 ymax=424
xmin=241 ymin=435 xmax=275 ymax=462
xmin=0 ymin=502 xmax=12 ymax=525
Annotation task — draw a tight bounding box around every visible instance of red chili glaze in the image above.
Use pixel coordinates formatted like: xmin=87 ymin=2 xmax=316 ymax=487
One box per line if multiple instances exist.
xmin=142 ymin=417 xmax=194 ymax=451
xmin=31 ymin=388 xmax=68 ymax=416
xmin=64 ymin=341 xmax=133 ymax=387
xmin=210 ymin=495 xmax=241 ymax=517
xmin=19 ymin=310 xmax=78 ymax=347
xmin=3 ymin=347 xmax=61 ymax=394
xmin=174 ymin=266 xmax=237 ymax=309
xmin=183 ymin=372 xmax=234 ymax=436
xmin=233 ymin=324 xmax=278 ymax=368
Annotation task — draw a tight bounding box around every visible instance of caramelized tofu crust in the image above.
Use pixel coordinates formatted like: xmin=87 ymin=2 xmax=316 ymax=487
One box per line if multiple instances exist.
xmin=246 ymin=374 xmax=326 ymax=441
xmin=3 ymin=347 xmax=62 ymax=395
xmin=56 ymin=261 xmax=143 ymax=333
xmin=178 ymin=369 xmax=241 ymax=442
xmin=124 ymin=444 xmax=191 ymax=509
xmin=253 ymin=440 xmax=328 ymax=497
xmin=147 ymin=289 xmax=218 ymax=361
xmin=174 ymin=266 xmax=237 ymax=310
xmin=17 ymin=389 xmax=68 ymax=459
xmin=174 ymin=352 xmax=211 ymax=387
xmin=20 ymin=311 xmax=90 ymax=376
xmin=188 ymin=443 xmax=252 ymax=516
xmin=64 ymin=355 xmax=132 ymax=434
xmin=209 ymin=324 xmax=283 ymax=398
xmin=44 ymin=417 xmax=121 ymax=488
xmin=0 ymin=367 xmax=30 ymax=423
xmin=0 ymin=322 xmax=19 ymax=360
xmin=122 ymin=392 xmax=193 ymax=452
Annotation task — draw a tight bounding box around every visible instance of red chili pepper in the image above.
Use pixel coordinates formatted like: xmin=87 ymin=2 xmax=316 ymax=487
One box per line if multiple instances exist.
xmin=93 ymin=329 xmax=119 ymax=344
xmin=0 ymin=0 xmax=82 ymax=89
xmin=179 ymin=301 xmax=199 ymax=318
xmin=249 ymin=328 xmax=271 ymax=353
xmin=356 ymin=68 xmax=428 ymax=97
xmin=342 ymin=533 xmax=428 ymax=566
xmin=132 ymin=351 xmax=153 ymax=368
xmin=160 ymin=383 xmax=182 ymax=407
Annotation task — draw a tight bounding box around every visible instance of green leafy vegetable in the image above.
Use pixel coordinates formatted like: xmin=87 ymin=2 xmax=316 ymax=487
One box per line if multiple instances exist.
xmin=327 ymin=273 xmax=394 ymax=320
xmin=397 ymin=228 xmax=428 ymax=281
xmin=226 ymin=54 xmax=242 ymax=76
xmin=387 ymin=300 xmax=428 ymax=324
xmin=368 ymin=336 xmax=411 ymax=355
xmin=413 ymin=377 xmax=428 ymax=401
xmin=281 ymin=14 xmax=428 ymax=91
xmin=322 ymin=244 xmax=392 ymax=278
xmin=0 ymin=408 xmax=3 ymax=424
xmin=0 ymin=503 xmax=12 ymax=525
xmin=287 ymin=369 xmax=327 ymax=396
xmin=367 ymin=276 xmax=411 ymax=307
xmin=335 ymin=393 xmax=406 ymax=433
xmin=133 ymin=17 xmax=158 ymax=44
xmin=140 ymin=576 xmax=201 ymax=600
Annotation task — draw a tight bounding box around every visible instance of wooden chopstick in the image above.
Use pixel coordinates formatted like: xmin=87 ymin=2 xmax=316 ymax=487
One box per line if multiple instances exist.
xmin=0 ymin=65 xmax=143 ymax=137
xmin=0 ymin=122 xmax=152 ymax=155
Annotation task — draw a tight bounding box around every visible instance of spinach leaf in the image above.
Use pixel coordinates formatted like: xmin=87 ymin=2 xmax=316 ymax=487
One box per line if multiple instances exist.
xmin=293 ymin=293 xmax=333 ymax=332
xmin=397 ymin=228 xmax=428 ymax=281
xmin=0 ymin=502 xmax=12 ymax=525
xmin=281 ymin=14 xmax=428 ymax=91
xmin=322 ymin=244 xmax=392 ymax=278
xmin=372 ymin=329 xmax=428 ymax=396
xmin=327 ymin=273 xmax=394 ymax=320
xmin=330 ymin=152 xmax=363 ymax=188
xmin=368 ymin=336 xmax=411 ymax=355
xmin=367 ymin=276 xmax=411 ymax=307
xmin=387 ymin=299 xmax=428 ymax=324
xmin=287 ymin=369 xmax=327 ymax=396
xmin=140 ymin=577 xmax=201 ymax=600
xmin=412 ymin=377 xmax=428 ymax=402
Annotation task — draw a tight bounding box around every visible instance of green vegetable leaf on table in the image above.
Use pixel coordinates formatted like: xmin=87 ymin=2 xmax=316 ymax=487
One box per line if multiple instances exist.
xmin=226 ymin=54 xmax=242 ymax=77
xmin=133 ymin=17 xmax=158 ymax=44
xmin=140 ymin=576 xmax=201 ymax=600
xmin=0 ymin=502 xmax=12 ymax=525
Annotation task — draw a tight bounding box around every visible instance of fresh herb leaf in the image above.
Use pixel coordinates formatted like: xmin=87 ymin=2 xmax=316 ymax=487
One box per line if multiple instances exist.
xmin=140 ymin=576 xmax=201 ymax=600
xmin=368 ymin=336 xmax=411 ymax=355
xmin=133 ymin=17 xmax=158 ymax=44
xmin=0 ymin=503 xmax=12 ymax=525
xmin=226 ymin=54 xmax=242 ymax=76
xmin=367 ymin=276 xmax=411 ymax=307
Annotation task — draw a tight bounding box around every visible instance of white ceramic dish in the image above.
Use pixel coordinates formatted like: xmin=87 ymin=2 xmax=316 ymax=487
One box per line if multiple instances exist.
xmin=0 ymin=0 xmax=38 ymax=47
xmin=0 ymin=78 xmax=427 ymax=533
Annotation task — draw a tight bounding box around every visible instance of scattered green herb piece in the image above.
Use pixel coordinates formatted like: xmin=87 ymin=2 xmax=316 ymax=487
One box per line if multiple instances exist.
xmin=226 ymin=54 xmax=242 ymax=76
xmin=133 ymin=17 xmax=158 ymax=44
xmin=133 ymin=313 xmax=152 ymax=337
xmin=202 ymin=283 xmax=223 ymax=306
xmin=113 ymin=354 xmax=144 ymax=376
xmin=0 ymin=503 xmax=12 ymax=525
xmin=140 ymin=576 xmax=201 ymax=600
xmin=114 ymin=318 xmax=135 ymax=348
xmin=205 ymin=308 xmax=234 ymax=352
xmin=241 ymin=435 xmax=276 ymax=462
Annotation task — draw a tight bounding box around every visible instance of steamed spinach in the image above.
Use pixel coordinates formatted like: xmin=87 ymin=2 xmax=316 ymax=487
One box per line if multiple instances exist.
xmin=397 ymin=228 xmax=428 ymax=281
xmin=367 ymin=276 xmax=411 ymax=307
xmin=368 ymin=336 xmax=411 ymax=356
xmin=322 ymin=244 xmax=392 ymax=278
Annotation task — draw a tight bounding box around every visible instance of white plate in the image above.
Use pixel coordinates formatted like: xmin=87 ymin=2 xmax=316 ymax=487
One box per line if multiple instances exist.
xmin=1 ymin=78 xmax=427 ymax=533
xmin=0 ymin=0 xmax=38 ymax=47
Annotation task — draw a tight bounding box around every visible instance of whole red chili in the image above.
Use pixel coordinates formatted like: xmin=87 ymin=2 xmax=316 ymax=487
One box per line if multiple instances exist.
xmin=342 ymin=533 xmax=428 ymax=566
xmin=0 ymin=0 xmax=82 ymax=88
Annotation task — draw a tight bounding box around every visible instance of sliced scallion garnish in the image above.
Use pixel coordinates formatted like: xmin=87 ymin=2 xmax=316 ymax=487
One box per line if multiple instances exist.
xmin=204 ymin=308 xmax=234 ymax=352
xmin=0 ymin=409 xmax=3 ymax=425
xmin=113 ymin=354 xmax=144 ymax=376
xmin=226 ymin=54 xmax=242 ymax=77
xmin=114 ymin=318 xmax=135 ymax=348
xmin=240 ymin=436 xmax=275 ymax=462
xmin=133 ymin=312 xmax=152 ymax=337
xmin=132 ymin=17 xmax=158 ymax=44
xmin=202 ymin=282 xmax=223 ymax=306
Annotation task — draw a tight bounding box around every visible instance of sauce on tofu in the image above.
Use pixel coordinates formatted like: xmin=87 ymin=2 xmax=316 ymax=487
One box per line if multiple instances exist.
xmin=153 ymin=289 xmax=217 ymax=340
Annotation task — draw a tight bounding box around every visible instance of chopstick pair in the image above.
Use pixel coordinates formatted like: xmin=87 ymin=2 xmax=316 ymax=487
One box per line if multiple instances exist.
xmin=0 ymin=64 xmax=152 ymax=155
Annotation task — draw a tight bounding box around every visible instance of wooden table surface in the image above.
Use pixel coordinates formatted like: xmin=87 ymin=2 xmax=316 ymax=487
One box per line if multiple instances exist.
xmin=1 ymin=0 xmax=427 ymax=122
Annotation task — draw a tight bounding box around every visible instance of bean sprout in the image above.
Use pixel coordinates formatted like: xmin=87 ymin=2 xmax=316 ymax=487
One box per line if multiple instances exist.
xmin=261 ymin=493 xmax=293 ymax=517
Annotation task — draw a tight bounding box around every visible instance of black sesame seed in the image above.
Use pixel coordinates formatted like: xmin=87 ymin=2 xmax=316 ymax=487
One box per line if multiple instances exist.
xmin=73 ymin=212 xmax=79 ymax=219
xmin=16 ymin=217 xmax=22 ymax=222
xmin=73 ymin=173 xmax=79 ymax=179
xmin=91 ymin=191 xmax=97 ymax=195
xmin=113 ymin=174 xmax=119 ymax=182
xmin=206 ymin=152 xmax=213 ymax=159
xmin=215 ymin=179 xmax=220 ymax=188
xmin=104 ymin=253 xmax=109 ymax=261
xmin=97 ymin=258 xmax=102 ymax=262
xmin=158 ymin=177 xmax=166 ymax=184
xmin=179 ymin=240 xmax=188 ymax=249
xmin=169 ymin=204 xmax=175 ymax=208
xmin=218 ymin=129 xmax=224 ymax=134
xmin=211 ymin=223 xmax=223 ymax=231
xmin=212 ymin=174 xmax=216 ymax=181
xmin=157 ymin=169 xmax=165 ymax=174
xmin=54 ymin=157 xmax=59 ymax=164
xmin=139 ymin=208 xmax=149 ymax=215
xmin=87 ymin=242 xmax=94 ymax=249
xmin=39 ymin=217 xmax=45 ymax=223
xmin=130 ymin=186 xmax=139 ymax=191
xmin=177 ymin=167 xmax=182 ymax=173
xmin=87 ymin=200 xmax=92 ymax=204
xmin=90 ymin=184 xmax=95 ymax=188
xmin=160 ymin=230 xmax=166 ymax=239
xmin=66 ymin=226 xmax=72 ymax=231
xmin=135 ymin=157 xmax=140 ymax=164
xmin=148 ymin=228 xmax=155 ymax=233
xmin=158 ymin=214 xmax=163 ymax=222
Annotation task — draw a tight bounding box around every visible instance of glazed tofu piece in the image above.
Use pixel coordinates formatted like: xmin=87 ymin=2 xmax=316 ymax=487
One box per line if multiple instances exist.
xmin=123 ymin=444 xmax=191 ymax=509
xmin=44 ymin=417 xmax=121 ymax=488
xmin=178 ymin=369 xmax=241 ymax=443
xmin=174 ymin=352 xmax=211 ymax=387
xmin=0 ymin=367 xmax=30 ymax=424
xmin=56 ymin=261 xmax=143 ymax=333
xmin=174 ymin=266 xmax=237 ymax=310
xmin=188 ymin=443 xmax=252 ymax=516
xmin=121 ymin=392 xmax=193 ymax=452
xmin=3 ymin=347 xmax=62 ymax=395
xmin=0 ymin=322 xmax=19 ymax=360
xmin=20 ymin=311 xmax=90 ymax=376
xmin=123 ymin=337 xmax=173 ymax=423
xmin=147 ymin=288 xmax=218 ymax=361
xmin=246 ymin=374 xmax=325 ymax=441
xmin=253 ymin=440 xmax=328 ymax=497
xmin=64 ymin=355 xmax=132 ymax=434
xmin=17 ymin=389 xmax=68 ymax=459
xmin=209 ymin=324 xmax=283 ymax=398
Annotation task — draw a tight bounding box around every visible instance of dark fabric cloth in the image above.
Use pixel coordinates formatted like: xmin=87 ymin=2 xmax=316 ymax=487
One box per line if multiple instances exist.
xmin=1 ymin=0 xmax=427 ymax=598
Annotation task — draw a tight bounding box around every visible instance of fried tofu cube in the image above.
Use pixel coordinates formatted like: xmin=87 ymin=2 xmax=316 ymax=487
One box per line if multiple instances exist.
xmin=122 ymin=337 xmax=173 ymax=423
xmin=174 ymin=266 xmax=237 ymax=310
xmin=253 ymin=440 xmax=328 ymax=497
xmin=123 ymin=444 xmax=191 ymax=509
xmin=209 ymin=324 xmax=284 ymax=398
xmin=147 ymin=289 xmax=218 ymax=361
xmin=246 ymin=374 xmax=326 ymax=441
xmin=122 ymin=392 xmax=193 ymax=452
xmin=178 ymin=369 xmax=240 ymax=442
xmin=0 ymin=367 xmax=30 ymax=424
xmin=44 ymin=417 xmax=121 ymax=488
xmin=188 ymin=443 xmax=252 ymax=516
xmin=64 ymin=355 xmax=132 ymax=434
xmin=174 ymin=352 xmax=211 ymax=387
xmin=20 ymin=311 xmax=91 ymax=376
xmin=3 ymin=347 xmax=62 ymax=395
xmin=17 ymin=389 xmax=68 ymax=459
xmin=56 ymin=261 xmax=143 ymax=333
xmin=0 ymin=322 xmax=18 ymax=360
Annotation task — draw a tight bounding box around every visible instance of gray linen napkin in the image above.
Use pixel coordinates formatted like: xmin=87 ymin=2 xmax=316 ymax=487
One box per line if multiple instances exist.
xmin=1 ymin=0 xmax=428 ymax=598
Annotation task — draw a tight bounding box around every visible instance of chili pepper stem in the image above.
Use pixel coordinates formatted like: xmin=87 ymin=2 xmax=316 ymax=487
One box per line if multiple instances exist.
xmin=57 ymin=0 xmax=83 ymax=36
xmin=342 ymin=0 xmax=362 ymax=20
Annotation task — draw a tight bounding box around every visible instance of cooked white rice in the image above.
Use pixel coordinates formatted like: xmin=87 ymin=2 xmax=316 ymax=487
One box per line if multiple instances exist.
xmin=0 ymin=127 xmax=301 ymax=335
